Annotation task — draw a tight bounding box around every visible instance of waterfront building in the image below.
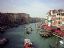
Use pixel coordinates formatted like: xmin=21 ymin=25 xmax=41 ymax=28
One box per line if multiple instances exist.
xmin=45 ymin=9 xmax=64 ymax=30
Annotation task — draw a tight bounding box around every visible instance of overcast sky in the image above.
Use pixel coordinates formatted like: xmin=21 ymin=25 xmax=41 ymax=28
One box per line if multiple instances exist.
xmin=0 ymin=0 xmax=64 ymax=18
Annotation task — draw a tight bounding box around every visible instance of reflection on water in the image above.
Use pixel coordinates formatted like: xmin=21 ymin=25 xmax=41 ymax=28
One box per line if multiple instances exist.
xmin=25 ymin=23 xmax=61 ymax=48
xmin=3 ymin=25 xmax=25 ymax=48
xmin=1 ymin=23 xmax=62 ymax=48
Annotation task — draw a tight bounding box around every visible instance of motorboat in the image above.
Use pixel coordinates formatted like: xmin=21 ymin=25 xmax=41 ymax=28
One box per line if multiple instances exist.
xmin=24 ymin=39 xmax=32 ymax=48
xmin=59 ymin=40 xmax=64 ymax=44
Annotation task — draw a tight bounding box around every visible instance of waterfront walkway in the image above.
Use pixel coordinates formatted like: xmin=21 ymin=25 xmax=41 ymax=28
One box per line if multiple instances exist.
xmin=41 ymin=24 xmax=64 ymax=39
xmin=52 ymin=31 xmax=64 ymax=39
xmin=53 ymin=33 xmax=64 ymax=39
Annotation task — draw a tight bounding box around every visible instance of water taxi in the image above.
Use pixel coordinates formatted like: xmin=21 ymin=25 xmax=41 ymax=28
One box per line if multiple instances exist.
xmin=24 ymin=39 xmax=32 ymax=48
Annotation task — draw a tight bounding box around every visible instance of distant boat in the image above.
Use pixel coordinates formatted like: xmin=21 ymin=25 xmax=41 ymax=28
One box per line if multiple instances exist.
xmin=25 ymin=27 xmax=33 ymax=34
xmin=24 ymin=39 xmax=32 ymax=48
xmin=60 ymin=40 xmax=64 ymax=44
xmin=26 ymin=31 xmax=30 ymax=34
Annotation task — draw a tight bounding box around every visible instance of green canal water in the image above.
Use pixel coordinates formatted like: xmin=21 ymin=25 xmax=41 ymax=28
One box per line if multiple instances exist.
xmin=3 ymin=23 xmax=62 ymax=48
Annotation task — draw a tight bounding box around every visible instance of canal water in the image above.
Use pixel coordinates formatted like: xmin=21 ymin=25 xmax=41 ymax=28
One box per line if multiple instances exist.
xmin=3 ymin=23 xmax=61 ymax=48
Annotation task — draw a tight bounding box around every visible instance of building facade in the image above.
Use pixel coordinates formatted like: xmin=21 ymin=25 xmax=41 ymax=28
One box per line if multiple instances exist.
xmin=45 ymin=9 xmax=64 ymax=28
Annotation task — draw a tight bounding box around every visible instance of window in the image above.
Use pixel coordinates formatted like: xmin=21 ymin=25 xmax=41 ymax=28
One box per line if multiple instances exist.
xmin=61 ymin=13 xmax=64 ymax=16
xmin=57 ymin=13 xmax=60 ymax=15
xmin=58 ymin=22 xmax=61 ymax=24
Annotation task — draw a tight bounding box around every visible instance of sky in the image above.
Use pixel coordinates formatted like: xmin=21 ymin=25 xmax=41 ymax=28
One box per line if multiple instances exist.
xmin=0 ymin=0 xmax=64 ymax=18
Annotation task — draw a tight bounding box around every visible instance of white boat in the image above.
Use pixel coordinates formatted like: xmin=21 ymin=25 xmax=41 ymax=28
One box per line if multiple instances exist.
xmin=24 ymin=39 xmax=32 ymax=45
xmin=24 ymin=39 xmax=32 ymax=48
xmin=59 ymin=40 xmax=64 ymax=45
